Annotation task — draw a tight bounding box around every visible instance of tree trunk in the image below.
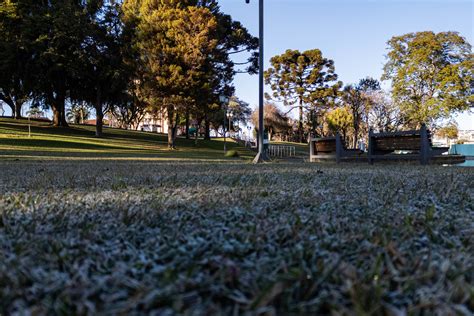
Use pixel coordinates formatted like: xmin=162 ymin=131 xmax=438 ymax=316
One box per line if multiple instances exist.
xmin=51 ymin=105 xmax=63 ymax=127
xmin=353 ymin=126 xmax=359 ymax=149
xmin=171 ymin=113 xmax=180 ymax=148
xmin=95 ymin=89 xmax=103 ymax=137
xmin=14 ymin=102 xmax=22 ymax=119
xmin=60 ymin=108 xmax=68 ymax=126
xmin=185 ymin=110 xmax=190 ymax=140
xmin=52 ymin=108 xmax=60 ymax=125
xmin=95 ymin=106 xmax=104 ymax=137
xmin=51 ymin=91 xmax=68 ymax=127
xmin=353 ymin=113 xmax=359 ymax=149
xmin=204 ymin=119 xmax=211 ymax=140
xmin=167 ymin=107 xmax=174 ymax=149
xmin=167 ymin=105 xmax=178 ymax=149
xmin=167 ymin=127 xmax=174 ymax=148
xmin=195 ymin=119 xmax=201 ymax=146
xmin=299 ymin=100 xmax=304 ymax=143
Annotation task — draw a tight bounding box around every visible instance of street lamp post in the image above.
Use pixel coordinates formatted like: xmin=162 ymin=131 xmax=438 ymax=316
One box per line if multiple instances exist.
xmin=220 ymin=95 xmax=229 ymax=155
xmin=246 ymin=0 xmax=268 ymax=163
xmin=227 ymin=112 xmax=234 ymax=137
xmin=224 ymin=109 xmax=227 ymax=154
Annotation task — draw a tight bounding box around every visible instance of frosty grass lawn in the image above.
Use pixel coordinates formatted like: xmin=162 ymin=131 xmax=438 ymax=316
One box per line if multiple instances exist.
xmin=0 ymin=161 xmax=473 ymax=315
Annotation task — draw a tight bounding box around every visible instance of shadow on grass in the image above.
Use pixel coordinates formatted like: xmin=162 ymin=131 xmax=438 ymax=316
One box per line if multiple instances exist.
xmin=0 ymin=138 xmax=137 ymax=151
xmin=0 ymin=118 xmax=254 ymax=160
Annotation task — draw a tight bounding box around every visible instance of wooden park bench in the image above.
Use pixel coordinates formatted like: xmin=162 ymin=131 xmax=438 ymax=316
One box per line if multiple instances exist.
xmin=310 ymin=134 xmax=363 ymax=163
xmin=368 ymin=125 xmax=449 ymax=165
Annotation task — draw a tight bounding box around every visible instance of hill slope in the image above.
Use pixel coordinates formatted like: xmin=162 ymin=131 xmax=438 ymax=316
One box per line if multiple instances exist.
xmin=0 ymin=118 xmax=254 ymax=161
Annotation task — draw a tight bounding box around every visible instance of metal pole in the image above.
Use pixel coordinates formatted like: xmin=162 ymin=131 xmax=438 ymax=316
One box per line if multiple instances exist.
xmin=224 ymin=108 xmax=227 ymax=154
xmin=252 ymin=0 xmax=268 ymax=163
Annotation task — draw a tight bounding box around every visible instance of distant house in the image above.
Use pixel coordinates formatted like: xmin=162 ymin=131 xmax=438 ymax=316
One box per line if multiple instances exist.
xmin=135 ymin=110 xmax=169 ymax=134
xmin=83 ymin=119 xmax=110 ymax=126
xmin=458 ymin=130 xmax=474 ymax=143
xmin=433 ymin=129 xmax=474 ymax=146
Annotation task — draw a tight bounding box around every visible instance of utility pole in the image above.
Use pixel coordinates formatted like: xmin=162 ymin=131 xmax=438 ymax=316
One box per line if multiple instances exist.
xmin=223 ymin=105 xmax=227 ymax=154
xmin=247 ymin=0 xmax=269 ymax=163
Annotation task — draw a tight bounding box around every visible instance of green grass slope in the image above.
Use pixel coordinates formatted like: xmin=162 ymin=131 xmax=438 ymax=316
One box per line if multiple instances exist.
xmin=0 ymin=117 xmax=254 ymax=161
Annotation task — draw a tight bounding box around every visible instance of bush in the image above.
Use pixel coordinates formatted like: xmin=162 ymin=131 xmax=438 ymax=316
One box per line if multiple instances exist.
xmin=225 ymin=150 xmax=239 ymax=157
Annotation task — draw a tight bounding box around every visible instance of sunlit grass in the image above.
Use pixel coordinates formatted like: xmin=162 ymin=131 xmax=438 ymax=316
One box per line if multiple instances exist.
xmin=0 ymin=118 xmax=253 ymax=160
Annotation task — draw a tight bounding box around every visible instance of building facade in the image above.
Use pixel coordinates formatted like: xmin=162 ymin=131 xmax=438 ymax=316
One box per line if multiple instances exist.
xmin=432 ymin=129 xmax=474 ymax=146
xmin=136 ymin=111 xmax=169 ymax=134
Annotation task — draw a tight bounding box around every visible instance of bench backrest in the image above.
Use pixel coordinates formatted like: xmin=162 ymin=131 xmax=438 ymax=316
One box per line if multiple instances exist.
xmin=314 ymin=138 xmax=337 ymax=153
xmin=373 ymin=134 xmax=422 ymax=152
xmin=370 ymin=126 xmax=433 ymax=153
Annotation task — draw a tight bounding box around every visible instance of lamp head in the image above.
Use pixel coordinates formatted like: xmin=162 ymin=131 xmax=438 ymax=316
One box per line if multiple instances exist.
xmin=245 ymin=0 xmax=250 ymax=3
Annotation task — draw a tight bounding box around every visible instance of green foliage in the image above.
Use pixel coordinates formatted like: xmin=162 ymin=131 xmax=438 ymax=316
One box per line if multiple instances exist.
xmin=25 ymin=107 xmax=45 ymax=119
xmin=437 ymin=122 xmax=459 ymax=140
xmin=252 ymin=103 xmax=291 ymax=140
xmin=74 ymin=0 xmax=131 ymax=137
xmin=342 ymin=78 xmax=381 ymax=147
xmin=382 ymin=31 xmax=473 ymax=128
xmin=125 ymin=2 xmax=219 ymax=148
xmin=210 ymin=96 xmax=251 ymax=134
xmin=123 ymin=0 xmax=257 ymax=148
xmin=66 ymin=103 xmax=91 ymax=124
xmin=367 ymin=91 xmax=403 ymax=133
xmin=1 ymin=0 xmax=257 ymax=143
xmin=265 ymin=49 xmax=342 ymax=141
xmin=0 ymin=0 xmax=127 ymax=127
xmin=326 ymin=106 xmax=353 ymax=138
xmin=0 ymin=0 xmax=30 ymax=118
xmin=225 ymin=149 xmax=239 ymax=157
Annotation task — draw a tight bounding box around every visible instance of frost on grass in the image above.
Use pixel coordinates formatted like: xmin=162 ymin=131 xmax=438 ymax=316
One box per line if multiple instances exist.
xmin=0 ymin=161 xmax=473 ymax=315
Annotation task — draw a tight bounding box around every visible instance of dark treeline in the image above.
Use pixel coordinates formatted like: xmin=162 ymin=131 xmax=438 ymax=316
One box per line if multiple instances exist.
xmin=0 ymin=0 xmax=258 ymax=147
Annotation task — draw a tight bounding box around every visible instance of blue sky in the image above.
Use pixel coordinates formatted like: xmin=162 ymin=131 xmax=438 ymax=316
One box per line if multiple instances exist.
xmin=220 ymin=0 xmax=474 ymax=129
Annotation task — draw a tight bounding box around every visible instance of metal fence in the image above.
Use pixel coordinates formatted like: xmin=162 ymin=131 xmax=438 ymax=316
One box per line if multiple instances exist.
xmin=266 ymin=145 xmax=296 ymax=158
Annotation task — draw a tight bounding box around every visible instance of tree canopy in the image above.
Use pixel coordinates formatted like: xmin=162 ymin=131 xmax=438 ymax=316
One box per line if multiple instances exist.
xmin=0 ymin=0 xmax=257 ymax=147
xmin=265 ymin=49 xmax=341 ymax=142
xmin=342 ymin=78 xmax=381 ymax=147
xmin=251 ymin=103 xmax=291 ymax=141
xmin=122 ymin=0 xmax=257 ymax=147
xmin=1 ymin=2 xmax=472 ymax=150
xmin=382 ymin=31 xmax=473 ymax=128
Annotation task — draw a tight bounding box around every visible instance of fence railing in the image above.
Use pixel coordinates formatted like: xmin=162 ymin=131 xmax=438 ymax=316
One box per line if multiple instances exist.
xmin=266 ymin=145 xmax=296 ymax=158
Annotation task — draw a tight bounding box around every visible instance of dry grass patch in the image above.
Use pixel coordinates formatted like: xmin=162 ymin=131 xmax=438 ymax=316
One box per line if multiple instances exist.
xmin=0 ymin=161 xmax=473 ymax=315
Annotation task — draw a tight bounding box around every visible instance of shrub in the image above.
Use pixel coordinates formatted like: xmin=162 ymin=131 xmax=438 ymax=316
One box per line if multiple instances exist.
xmin=225 ymin=150 xmax=239 ymax=157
